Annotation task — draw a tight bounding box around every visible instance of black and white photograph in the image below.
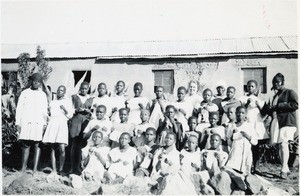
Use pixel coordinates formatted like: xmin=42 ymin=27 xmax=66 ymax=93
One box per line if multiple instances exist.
xmin=1 ymin=0 xmax=298 ymax=195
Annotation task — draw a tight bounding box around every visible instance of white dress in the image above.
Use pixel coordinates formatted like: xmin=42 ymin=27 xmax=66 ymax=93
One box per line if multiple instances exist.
xmin=91 ymin=95 xmax=113 ymax=119
xmin=107 ymin=146 xmax=137 ymax=178
xmin=198 ymin=102 xmax=219 ymax=123
xmin=15 ymin=88 xmax=48 ymax=141
xmin=180 ymin=148 xmax=201 ymax=174
xmin=185 ymin=93 xmax=203 ymax=110
xmin=149 ymin=99 xmax=169 ymax=129
xmin=81 ymin=145 xmax=110 ymax=180
xmin=109 ymin=122 xmax=135 ymax=142
xmin=226 ymin=122 xmax=258 ymax=175
xmin=42 ymin=97 xmax=73 ymax=145
xmin=83 ymin=118 xmax=113 ymax=147
xmin=110 ymin=94 xmax=127 ymax=123
xmin=240 ymin=95 xmax=269 ymax=140
xmin=127 ymin=97 xmax=150 ymax=125
xmin=172 ymin=100 xmax=193 ymax=132
xmin=202 ymin=126 xmax=226 ymax=149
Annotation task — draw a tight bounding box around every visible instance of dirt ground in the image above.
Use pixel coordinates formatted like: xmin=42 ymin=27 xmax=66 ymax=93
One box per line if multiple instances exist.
xmin=2 ymin=161 xmax=299 ymax=195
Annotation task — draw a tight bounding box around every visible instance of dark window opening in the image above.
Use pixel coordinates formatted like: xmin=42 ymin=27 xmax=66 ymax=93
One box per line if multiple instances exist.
xmin=153 ymin=70 xmax=174 ymax=94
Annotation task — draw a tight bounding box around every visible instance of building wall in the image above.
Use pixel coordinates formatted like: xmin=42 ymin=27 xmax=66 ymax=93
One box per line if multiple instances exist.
xmin=1 ymin=55 xmax=297 ymax=101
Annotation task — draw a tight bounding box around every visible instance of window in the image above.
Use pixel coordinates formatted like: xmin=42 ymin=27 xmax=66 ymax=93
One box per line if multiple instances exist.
xmin=153 ymin=70 xmax=174 ymax=94
xmin=242 ymin=68 xmax=267 ymax=93
xmin=72 ymin=70 xmax=91 ymax=93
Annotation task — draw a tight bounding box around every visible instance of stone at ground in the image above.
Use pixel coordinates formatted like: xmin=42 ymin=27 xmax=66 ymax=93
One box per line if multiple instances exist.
xmin=200 ymin=183 xmax=215 ymax=195
xmin=69 ymin=174 xmax=83 ymax=189
xmin=209 ymin=171 xmax=235 ymax=195
xmin=223 ymin=166 xmax=247 ymax=190
xmin=260 ymin=187 xmax=290 ymax=195
xmin=255 ymin=174 xmax=273 ymax=191
xmin=191 ymin=170 xmax=210 ymax=185
xmin=245 ymin=174 xmax=263 ymax=194
xmin=231 ymin=190 xmax=246 ymax=195
xmin=286 ymin=187 xmax=297 ymax=195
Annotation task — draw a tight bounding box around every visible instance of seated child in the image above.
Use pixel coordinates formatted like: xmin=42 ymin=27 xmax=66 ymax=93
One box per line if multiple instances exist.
xmin=132 ymin=109 xmax=155 ymax=147
xmin=104 ymin=132 xmax=137 ymax=183
xmin=221 ymin=86 xmax=241 ymax=125
xmin=183 ymin=116 xmax=202 ymax=148
xmin=172 ymin=86 xmax=193 ymax=132
xmin=83 ymin=105 xmax=112 ymax=147
xmin=196 ymin=88 xmax=219 ymax=124
xmin=135 ymin=127 xmax=161 ymax=177
xmin=199 ymin=111 xmax=225 ymax=150
xmin=200 ymin=133 xmax=228 ymax=175
xmin=109 ymin=108 xmax=135 ymax=148
xmin=149 ymin=86 xmax=168 ymax=129
xmin=180 ymin=135 xmax=201 ymax=174
xmin=125 ymin=82 xmax=150 ymax=125
xmin=226 ymin=106 xmax=258 ymax=175
xmin=156 ymin=105 xmax=184 ymax=151
xmin=81 ymin=131 xmax=110 ymax=181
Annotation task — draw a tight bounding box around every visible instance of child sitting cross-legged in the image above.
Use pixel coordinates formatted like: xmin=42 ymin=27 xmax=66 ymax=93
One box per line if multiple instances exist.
xmin=103 ymin=132 xmax=138 ymax=184
xmin=81 ymin=131 xmax=110 ymax=182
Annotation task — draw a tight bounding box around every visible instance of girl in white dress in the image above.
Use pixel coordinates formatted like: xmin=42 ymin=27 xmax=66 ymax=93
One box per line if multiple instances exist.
xmin=239 ymin=80 xmax=269 ymax=173
xmin=226 ymin=106 xmax=258 ymax=175
xmin=91 ymin=83 xmax=113 ymax=120
xmin=81 ymin=131 xmax=110 ymax=182
xmin=83 ymin=105 xmax=112 ymax=147
xmin=111 ymin=80 xmax=129 ymax=123
xmin=42 ymin=85 xmax=73 ymax=174
xmin=125 ymin=82 xmax=150 ymax=125
xmin=149 ymin=86 xmax=168 ymax=129
xmin=104 ymin=132 xmax=137 ymax=183
xmin=15 ymin=72 xmax=48 ymax=174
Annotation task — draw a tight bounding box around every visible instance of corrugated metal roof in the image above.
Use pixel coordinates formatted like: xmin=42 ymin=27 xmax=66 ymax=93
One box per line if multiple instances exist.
xmin=1 ymin=36 xmax=297 ymax=59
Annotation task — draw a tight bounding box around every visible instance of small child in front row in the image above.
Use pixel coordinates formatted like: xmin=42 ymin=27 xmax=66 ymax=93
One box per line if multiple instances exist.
xmin=109 ymin=108 xmax=135 ymax=148
xmin=180 ymin=135 xmax=202 ymax=175
xmin=104 ymin=132 xmax=137 ymax=184
xmin=221 ymin=86 xmax=241 ymax=125
xmin=225 ymin=106 xmax=258 ymax=175
xmin=149 ymin=86 xmax=168 ymax=129
xmin=81 ymin=131 xmax=110 ymax=182
xmin=183 ymin=116 xmax=202 ymax=148
xmin=222 ymin=106 xmax=236 ymax=151
xmin=156 ymin=105 xmax=184 ymax=151
xmin=199 ymin=111 xmax=226 ymax=151
xmin=200 ymin=133 xmax=228 ymax=175
xmin=83 ymin=105 xmax=112 ymax=147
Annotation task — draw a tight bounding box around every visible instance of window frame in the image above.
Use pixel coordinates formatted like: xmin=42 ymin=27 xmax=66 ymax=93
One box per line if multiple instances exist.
xmin=152 ymin=69 xmax=174 ymax=94
xmin=241 ymin=67 xmax=267 ymax=94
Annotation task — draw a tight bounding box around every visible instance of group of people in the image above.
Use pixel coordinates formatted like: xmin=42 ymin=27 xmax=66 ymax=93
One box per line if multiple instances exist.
xmin=14 ymin=71 xmax=298 ymax=193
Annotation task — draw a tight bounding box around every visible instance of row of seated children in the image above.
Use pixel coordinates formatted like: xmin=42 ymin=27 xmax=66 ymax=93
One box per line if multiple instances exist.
xmin=80 ymin=105 xmax=257 ymax=195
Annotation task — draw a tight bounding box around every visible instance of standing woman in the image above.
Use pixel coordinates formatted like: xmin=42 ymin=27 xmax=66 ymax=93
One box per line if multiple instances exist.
xmin=264 ymin=73 xmax=298 ymax=179
xmin=186 ymin=80 xmax=202 ymax=115
xmin=15 ymin=72 xmax=48 ymax=174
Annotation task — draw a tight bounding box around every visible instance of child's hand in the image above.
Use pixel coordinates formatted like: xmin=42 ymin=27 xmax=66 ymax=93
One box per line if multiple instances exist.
xmin=178 ymin=108 xmax=186 ymax=116
xmin=214 ymin=152 xmax=221 ymax=160
xmin=123 ymin=161 xmax=129 ymax=166
xmin=165 ymin=158 xmax=173 ymax=166
xmin=93 ymin=104 xmax=98 ymax=108
xmin=89 ymin=147 xmax=95 ymax=154
xmin=179 ymin=154 xmax=184 ymax=160
xmin=158 ymin=153 xmax=164 ymax=159
xmin=232 ymin=128 xmax=238 ymax=133
xmin=191 ymin=163 xmax=198 ymax=169
xmin=125 ymin=100 xmax=129 ymax=106
xmin=241 ymin=131 xmax=251 ymax=141
xmin=93 ymin=125 xmax=100 ymax=130
xmin=102 ymin=126 xmax=107 ymax=132
xmin=148 ymin=153 xmax=154 ymax=159
xmin=112 ymin=107 xmax=118 ymax=113
xmin=138 ymin=103 xmax=144 ymax=109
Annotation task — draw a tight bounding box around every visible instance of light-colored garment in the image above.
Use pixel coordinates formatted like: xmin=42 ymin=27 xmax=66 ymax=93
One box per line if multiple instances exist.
xmin=226 ymin=122 xmax=258 ymax=175
xmin=200 ymin=148 xmax=228 ymax=170
xmin=172 ymin=100 xmax=193 ymax=131
xmin=16 ymin=88 xmax=48 ymax=141
xmin=186 ymin=94 xmax=203 ymax=109
xmin=127 ymin=97 xmax=150 ymax=125
xmin=107 ymin=146 xmax=137 ymax=178
xmin=109 ymin=122 xmax=135 ymax=142
xmin=83 ymin=118 xmax=112 ymax=147
xmin=81 ymin=145 xmax=110 ymax=180
xmin=42 ymin=98 xmax=73 ymax=145
xmin=203 ymin=126 xmax=226 ymax=149
xmin=240 ymin=95 xmax=268 ymax=140
xmin=180 ymin=148 xmax=201 ymax=174
xmin=110 ymin=94 xmax=127 ymax=123
xmin=149 ymin=99 xmax=168 ymax=129
xmin=91 ymin=95 xmax=113 ymax=119
xmin=198 ymin=102 xmax=219 ymax=123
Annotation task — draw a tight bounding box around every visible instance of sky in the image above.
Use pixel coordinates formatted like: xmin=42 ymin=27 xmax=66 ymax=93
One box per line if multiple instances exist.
xmin=1 ymin=0 xmax=298 ymax=44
